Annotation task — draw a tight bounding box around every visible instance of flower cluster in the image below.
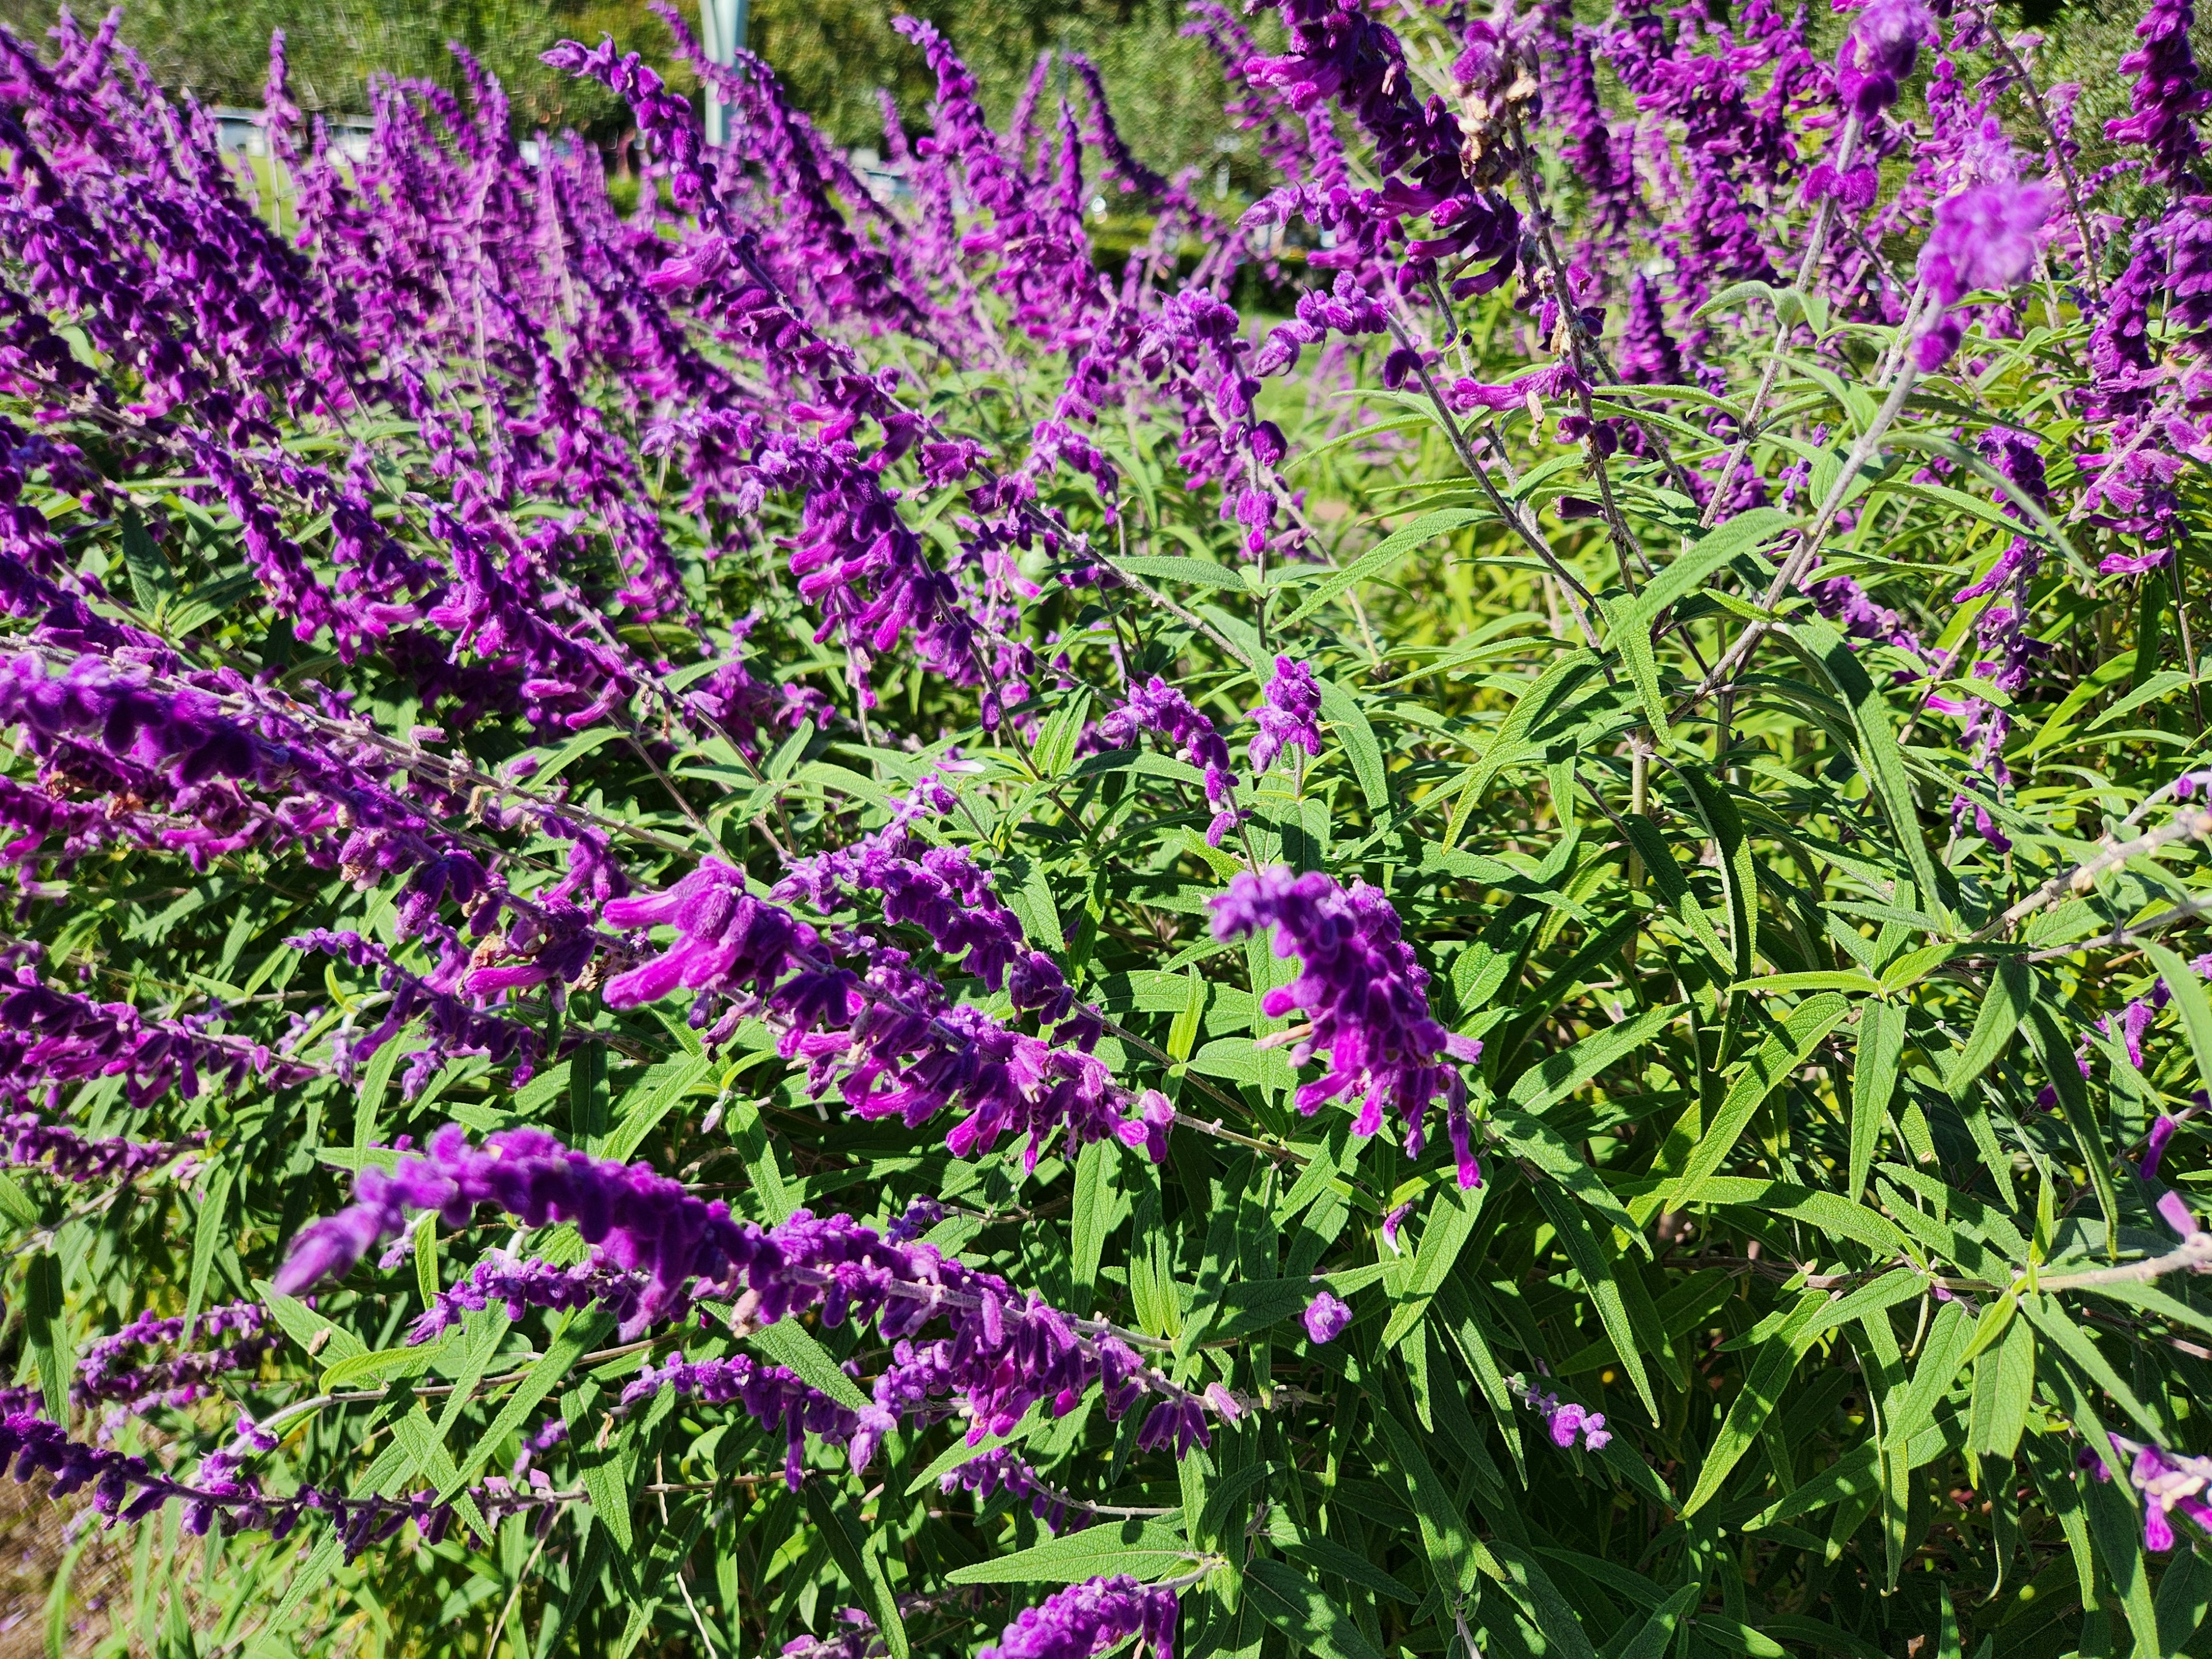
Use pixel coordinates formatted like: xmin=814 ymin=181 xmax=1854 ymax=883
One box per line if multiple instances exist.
xmin=73 ymin=1302 xmax=278 ymax=1432
xmin=1100 ymin=679 xmax=1240 ymax=846
xmin=280 ymin=1124 xmax=1228 ymax=1458
xmin=597 ymin=860 xmax=1139 ymax=1166
xmin=1248 ymin=656 xmax=1323 ymax=777
xmin=977 ymin=1575 xmax=1178 ymax=1659
xmin=1211 ymin=869 xmax=1479 ymax=1186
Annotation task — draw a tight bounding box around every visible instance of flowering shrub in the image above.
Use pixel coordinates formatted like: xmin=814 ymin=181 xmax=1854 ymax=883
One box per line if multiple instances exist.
xmin=2 ymin=0 xmax=2212 ymax=1652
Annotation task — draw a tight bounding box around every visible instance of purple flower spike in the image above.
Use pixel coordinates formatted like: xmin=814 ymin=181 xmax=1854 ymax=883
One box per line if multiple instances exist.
xmin=1249 ymin=656 xmax=1323 ymax=776
xmin=2105 ymin=0 xmax=2211 ymax=183
xmin=1210 ymin=869 xmax=1471 ymax=1173
xmin=1100 ymin=678 xmax=1240 ymax=842
xmin=1302 ymin=1290 xmax=1352 ymax=1344
xmin=1919 ymin=183 xmax=2052 ymax=308
xmin=979 ymin=1575 xmax=1178 ymax=1659
xmin=1836 ymin=0 xmax=1934 ymax=120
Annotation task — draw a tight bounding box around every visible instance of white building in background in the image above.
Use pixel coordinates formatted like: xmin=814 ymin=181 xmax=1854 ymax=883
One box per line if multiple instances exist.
xmin=211 ymin=106 xmax=373 ymax=162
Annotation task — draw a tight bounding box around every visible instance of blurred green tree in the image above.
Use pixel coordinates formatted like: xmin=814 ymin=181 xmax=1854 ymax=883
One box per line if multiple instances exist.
xmin=0 ymin=0 xmax=1240 ymax=175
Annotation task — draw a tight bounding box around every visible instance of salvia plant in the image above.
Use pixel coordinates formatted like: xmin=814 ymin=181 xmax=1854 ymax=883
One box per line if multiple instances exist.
xmin=1 ymin=0 xmax=2211 ymax=1653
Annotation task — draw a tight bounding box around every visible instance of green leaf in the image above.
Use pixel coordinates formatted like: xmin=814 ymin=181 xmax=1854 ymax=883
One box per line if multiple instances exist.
xmin=1245 ymin=1559 xmax=1391 ymax=1659
xmin=2025 ymin=999 xmax=2122 ymax=1245
xmin=1266 ymin=1513 xmax=1419 ymax=1603
xmin=1381 ymin=1181 xmax=1484 ymax=1350
xmin=1600 ymin=594 xmax=1671 ymax=749
xmin=1671 ymin=763 xmax=1758 ymax=978
xmin=1528 ymin=1184 xmax=1661 ymax=1418
xmin=1316 ymin=674 xmax=1389 ymax=818
xmin=1968 ymin=1311 xmax=2035 ymax=1467
xmin=748 ymin=1317 xmax=872 ymax=1411
xmin=1664 ymin=993 xmax=1851 ymax=1206
xmin=1281 ymin=508 xmax=1483 ymax=627
xmin=353 ymin=1031 xmax=404 ymax=1164
xmin=2145 ymin=939 xmax=2212 ymax=1107
xmin=185 ymin=1160 xmax=233 ymax=1328
xmin=943 ymin=1520 xmax=1195 ymax=1584
xmin=1115 ymin=554 xmax=1249 ymax=590
xmin=120 ymin=507 xmax=175 ymax=614
xmin=1683 ymin=1298 xmax=1819 ymax=1514
xmin=1785 ymin=617 xmax=1945 ymax=911
xmin=1734 ymin=971 xmax=1881 ymax=995
xmin=437 ymin=1308 xmax=612 ymax=1501
xmin=1850 ymin=1001 xmax=1905 ymax=1203
xmin=25 ymin=1254 xmax=66 ymax=1423
xmin=1631 ymin=509 xmax=1797 ymax=624
xmin=802 ymin=1484 xmax=911 ymax=1659
xmin=1944 ymin=959 xmax=2031 ymax=1100
xmin=1071 ymin=1137 xmax=1118 ymax=1308
xmin=1374 ymin=1401 xmax=1479 ymax=1597
xmin=1601 ymin=1584 xmax=1701 ymax=1659
xmin=319 ymin=1339 xmax=450 ymax=1392
xmin=1505 ymin=1002 xmax=1681 ymax=1116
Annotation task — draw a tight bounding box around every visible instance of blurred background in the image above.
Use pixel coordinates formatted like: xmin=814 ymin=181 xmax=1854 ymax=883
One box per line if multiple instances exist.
xmin=0 ymin=0 xmax=2173 ymax=228
xmin=0 ymin=0 xmax=1251 ymax=192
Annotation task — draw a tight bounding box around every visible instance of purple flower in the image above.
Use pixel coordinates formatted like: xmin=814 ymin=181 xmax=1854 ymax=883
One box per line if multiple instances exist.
xmin=978 ymin=1575 xmax=1178 ymax=1659
xmin=279 ymin=1124 xmax=1229 ymax=1469
xmin=2087 ymin=1433 xmax=2212 ymax=1552
xmin=1835 ymin=0 xmax=1934 ymax=120
xmin=1547 ymin=1400 xmax=1611 ymax=1452
xmin=1249 ymin=656 xmax=1323 ymax=776
xmin=1516 ymin=1379 xmax=1612 ymax=1451
xmin=2146 ymin=1114 xmax=2181 ymax=1179
xmin=2105 ymin=0 xmax=2211 ymax=183
xmin=1209 ymin=869 xmax=1479 ymax=1186
xmin=1919 ymin=183 xmax=2053 ymax=309
xmin=1380 ymin=1201 xmax=1414 ymax=1252
xmin=1302 ymin=1290 xmax=1353 ymax=1343
xmin=1100 ymin=678 xmax=1241 ymax=844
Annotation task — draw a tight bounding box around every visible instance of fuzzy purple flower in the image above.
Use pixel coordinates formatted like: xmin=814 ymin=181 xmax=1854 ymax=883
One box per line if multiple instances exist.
xmin=2106 ymin=0 xmax=2211 ymax=183
xmin=1835 ymin=0 xmax=1934 ymax=121
xmin=1099 ymin=678 xmax=1241 ymax=844
xmin=1248 ymin=656 xmax=1323 ymax=776
xmin=978 ymin=1575 xmax=1177 ymax=1659
xmin=1302 ymin=1290 xmax=1353 ymax=1344
xmin=1210 ymin=869 xmax=1480 ymax=1185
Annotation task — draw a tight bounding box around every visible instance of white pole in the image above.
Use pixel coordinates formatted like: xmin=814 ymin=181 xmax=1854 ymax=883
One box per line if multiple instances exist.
xmin=702 ymin=0 xmax=744 ymax=147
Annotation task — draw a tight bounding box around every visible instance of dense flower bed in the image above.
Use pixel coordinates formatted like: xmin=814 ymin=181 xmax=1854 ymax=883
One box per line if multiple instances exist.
xmin=1 ymin=0 xmax=2211 ymax=1652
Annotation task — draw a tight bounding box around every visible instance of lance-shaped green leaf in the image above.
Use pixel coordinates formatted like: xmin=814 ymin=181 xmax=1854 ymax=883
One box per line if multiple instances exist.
xmin=1664 ymin=993 xmax=1851 ymax=1206
xmin=803 ymin=1484 xmax=910 ymax=1659
xmin=1630 ymin=508 xmax=1798 ymax=626
xmin=1529 ymin=1183 xmax=1664 ymax=1415
xmin=1683 ymin=1291 xmax=1825 ymax=1514
xmin=1670 ymin=763 xmax=1758 ymax=978
xmin=749 ymin=1316 xmax=873 ymax=1412
xmin=944 ymin=1520 xmax=1195 ymax=1585
xmin=1244 ymin=1558 xmax=1391 ymax=1659
xmin=1281 ymin=508 xmax=1484 ymax=627
xmin=2024 ymin=999 xmax=2121 ymax=1243
xmin=1599 ymin=596 xmax=1671 ymax=748
xmin=2145 ymin=939 xmax=2212 ymax=1107
xmin=1601 ymin=1584 xmax=1702 ymax=1659
xmin=1944 ymin=959 xmax=2031 ymax=1100
xmin=1784 ymin=616 xmax=1946 ymax=911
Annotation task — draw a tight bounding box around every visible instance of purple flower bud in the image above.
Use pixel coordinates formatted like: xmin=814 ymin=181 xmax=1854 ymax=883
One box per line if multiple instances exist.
xmin=1303 ymin=1290 xmax=1352 ymax=1344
